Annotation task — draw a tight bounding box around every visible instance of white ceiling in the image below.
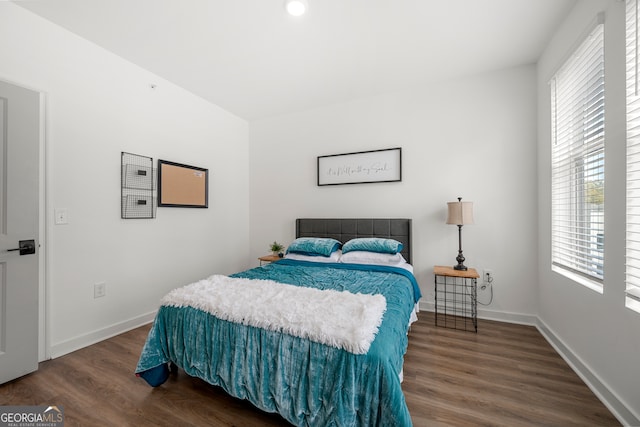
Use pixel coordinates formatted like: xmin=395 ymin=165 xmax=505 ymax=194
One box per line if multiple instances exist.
xmin=15 ymin=0 xmax=576 ymax=121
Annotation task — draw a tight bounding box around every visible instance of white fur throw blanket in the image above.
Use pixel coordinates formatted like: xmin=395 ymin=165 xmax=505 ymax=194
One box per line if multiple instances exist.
xmin=161 ymin=275 xmax=387 ymax=355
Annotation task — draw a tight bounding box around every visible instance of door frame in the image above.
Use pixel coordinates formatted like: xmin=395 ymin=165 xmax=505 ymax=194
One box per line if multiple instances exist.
xmin=37 ymin=89 xmax=48 ymax=362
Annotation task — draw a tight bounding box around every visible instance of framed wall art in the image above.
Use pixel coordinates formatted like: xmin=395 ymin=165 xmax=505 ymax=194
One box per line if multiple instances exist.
xmin=157 ymin=159 xmax=208 ymax=208
xmin=317 ymin=147 xmax=402 ymax=186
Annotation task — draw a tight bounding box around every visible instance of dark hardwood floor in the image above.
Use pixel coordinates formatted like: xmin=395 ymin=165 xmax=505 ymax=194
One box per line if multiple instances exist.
xmin=0 ymin=313 xmax=620 ymax=426
xmin=403 ymin=313 xmax=620 ymax=427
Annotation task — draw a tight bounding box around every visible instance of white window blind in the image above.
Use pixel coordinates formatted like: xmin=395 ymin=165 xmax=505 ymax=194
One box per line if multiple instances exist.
xmin=626 ymin=0 xmax=640 ymax=312
xmin=551 ymin=21 xmax=605 ymax=286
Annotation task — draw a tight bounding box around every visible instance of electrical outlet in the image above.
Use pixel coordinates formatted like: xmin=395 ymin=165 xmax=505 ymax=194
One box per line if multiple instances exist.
xmin=94 ymin=282 xmax=106 ymax=298
xmin=483 ymin=269 xmax=493 ymax=284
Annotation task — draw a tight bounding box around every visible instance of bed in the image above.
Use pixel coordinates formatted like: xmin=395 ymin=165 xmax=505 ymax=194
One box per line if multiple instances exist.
xmin=135 ymin=218 xmax=421 ymax=426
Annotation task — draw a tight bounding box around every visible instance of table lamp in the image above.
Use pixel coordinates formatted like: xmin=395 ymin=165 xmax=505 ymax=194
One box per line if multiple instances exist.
xmin=446 ymin=197 xmax=474 ymax=271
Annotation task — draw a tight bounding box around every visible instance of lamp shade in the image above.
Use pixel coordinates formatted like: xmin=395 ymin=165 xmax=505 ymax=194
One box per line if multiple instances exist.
xmin=446 ymin=200 xmax=474 ymax=225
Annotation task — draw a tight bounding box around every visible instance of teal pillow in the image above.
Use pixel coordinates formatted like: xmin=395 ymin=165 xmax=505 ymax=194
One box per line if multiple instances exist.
xmin=286 ymin=237 xmax=342 ymax=257
xmin=342 ymin=238 xmax=404 ymax=255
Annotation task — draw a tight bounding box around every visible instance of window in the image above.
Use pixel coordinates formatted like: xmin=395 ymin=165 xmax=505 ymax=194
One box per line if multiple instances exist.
xmin=626 ymin=0 xmax=640 ymax=312
xmin=550 ymin=20 xmax=605 ymax=290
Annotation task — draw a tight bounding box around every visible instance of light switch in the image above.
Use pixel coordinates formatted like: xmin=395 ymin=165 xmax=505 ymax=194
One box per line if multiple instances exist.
xmin=55 ymin=208 xmax=68 ymax=225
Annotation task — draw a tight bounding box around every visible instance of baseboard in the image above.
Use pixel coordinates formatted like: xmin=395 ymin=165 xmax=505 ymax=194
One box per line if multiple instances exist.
xmin=419 ymin=301 xmax=538 ymax=326
xmin=536 ymin=319 xmax=640 ymax=427
xmin=49 ymin=310 xmax=156 ymax=359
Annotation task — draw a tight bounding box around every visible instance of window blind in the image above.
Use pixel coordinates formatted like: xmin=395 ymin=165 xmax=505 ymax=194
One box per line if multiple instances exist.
xmin=551 ymin=22 xmax=605 ymax=285
xmin=626 ymin=0 xmax=640 ymax=311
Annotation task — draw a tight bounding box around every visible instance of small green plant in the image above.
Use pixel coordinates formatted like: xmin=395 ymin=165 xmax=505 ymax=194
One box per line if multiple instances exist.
xmin=270 ymin=241 xmax=284 ymax=254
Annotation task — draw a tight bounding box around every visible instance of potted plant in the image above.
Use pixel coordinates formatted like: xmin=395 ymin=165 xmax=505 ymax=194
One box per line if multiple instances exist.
xmin=270 ymin=241 xmax=285 ymax=257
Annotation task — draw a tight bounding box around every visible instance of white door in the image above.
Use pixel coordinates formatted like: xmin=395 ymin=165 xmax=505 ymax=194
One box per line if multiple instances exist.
xmin=0 ymin=80 xmax=40 ymax=384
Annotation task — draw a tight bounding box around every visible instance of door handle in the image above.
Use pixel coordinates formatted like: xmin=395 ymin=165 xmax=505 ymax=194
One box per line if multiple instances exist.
xmin=6 ymin=239 xmax=36 ymax=256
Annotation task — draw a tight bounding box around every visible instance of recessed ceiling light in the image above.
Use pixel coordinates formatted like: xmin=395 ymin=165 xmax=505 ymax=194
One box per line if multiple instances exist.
xmin=285 ymin=0 xmax=308 ymax=16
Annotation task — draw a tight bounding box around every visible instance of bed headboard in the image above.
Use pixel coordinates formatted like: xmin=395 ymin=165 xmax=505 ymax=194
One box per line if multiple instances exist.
xmin=295 ymin=218 xmax=412 ymax=264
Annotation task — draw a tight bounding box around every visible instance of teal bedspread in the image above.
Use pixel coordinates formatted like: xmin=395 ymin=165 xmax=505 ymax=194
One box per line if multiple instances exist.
xmin=135 ymin=259 xmax=421 ymax=426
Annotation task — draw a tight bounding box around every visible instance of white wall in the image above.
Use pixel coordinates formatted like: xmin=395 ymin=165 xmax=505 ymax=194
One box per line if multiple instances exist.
xmin=0 ymin=3 xmax=250 ymax=357
xmin=249 ymin=65 xmax=539 ymax=322
xmin=537 ymin=0 xmax=639 ymax=424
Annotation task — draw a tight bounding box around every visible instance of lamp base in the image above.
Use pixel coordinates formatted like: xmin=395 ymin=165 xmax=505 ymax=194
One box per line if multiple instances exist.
xmin=453 ymin=251 xmax=467 ymax=271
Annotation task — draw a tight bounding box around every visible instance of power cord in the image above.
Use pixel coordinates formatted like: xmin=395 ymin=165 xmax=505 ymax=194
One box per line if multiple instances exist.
xmin=478 ymin=274 xmax=494 ymax=305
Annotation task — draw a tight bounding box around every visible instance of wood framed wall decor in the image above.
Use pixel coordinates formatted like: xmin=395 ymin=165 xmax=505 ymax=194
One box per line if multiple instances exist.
xmin=317 ymin=147 xmax=402 ymax=186
xmin=157 ymin=159 xmax=208 ymax=208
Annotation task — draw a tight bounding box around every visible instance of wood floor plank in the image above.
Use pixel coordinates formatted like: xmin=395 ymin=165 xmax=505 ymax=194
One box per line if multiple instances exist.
xmin=403 ymin=313 xmax=620 ymax=427
xmin=0 ymin=313 xmax=620 ymax=426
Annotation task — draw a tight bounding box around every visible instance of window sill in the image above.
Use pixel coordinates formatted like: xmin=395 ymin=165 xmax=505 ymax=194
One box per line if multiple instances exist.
xmin=626 ymin=297 xmax=640 ymax=314
xmin=551 ymin=265 xmax=603 ymax=294
xmin=626 ymin=288 xmax=640 ymax=313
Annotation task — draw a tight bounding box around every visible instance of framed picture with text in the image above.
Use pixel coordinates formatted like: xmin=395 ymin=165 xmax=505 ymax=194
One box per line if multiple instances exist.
xmin=317 ymin=147 xmax=402 ymax=186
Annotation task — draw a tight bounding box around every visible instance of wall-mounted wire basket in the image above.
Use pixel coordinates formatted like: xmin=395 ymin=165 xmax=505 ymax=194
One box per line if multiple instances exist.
xmin=121 ymin=152 xmax=156 ymax=219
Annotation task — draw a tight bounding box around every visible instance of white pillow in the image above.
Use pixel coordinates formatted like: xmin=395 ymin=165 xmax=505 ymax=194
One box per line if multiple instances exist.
xmin=285 ymin=250 xmax=341 ymax=263
xmin=339 ymin=250 xmax=406 ymax=265
xmin=340 ymin=251 xmax=414 ymax=273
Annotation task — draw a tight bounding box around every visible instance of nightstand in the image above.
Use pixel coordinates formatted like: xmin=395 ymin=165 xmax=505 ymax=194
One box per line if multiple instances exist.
xmin=434 ymin=265 xmax=479 ymax=332
xmin=258 ymin=254 xmax=282 ymax=266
